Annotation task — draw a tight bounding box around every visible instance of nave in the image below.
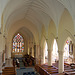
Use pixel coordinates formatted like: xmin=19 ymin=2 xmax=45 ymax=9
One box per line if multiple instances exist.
xmin=0 ymin=0 xmax=75 ymax=75
xmin=35 ymin=62 xmax=75 ymax=75
xmin=2 ymin=54 xmax=38 ymax=75
xmin=2 ymin=54 xmax=75 ymax=75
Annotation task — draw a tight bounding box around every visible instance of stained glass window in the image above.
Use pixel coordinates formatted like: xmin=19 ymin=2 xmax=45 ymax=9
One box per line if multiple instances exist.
xmin=12 ymin=33 xmax=24 ymax=52
xmin=66 ymin=40 xmax=69 ymax=44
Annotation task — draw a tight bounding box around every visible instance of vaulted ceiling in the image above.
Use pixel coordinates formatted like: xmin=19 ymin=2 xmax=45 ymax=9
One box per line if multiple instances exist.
xmin=0 ymin=0 xmax=75 ymax=42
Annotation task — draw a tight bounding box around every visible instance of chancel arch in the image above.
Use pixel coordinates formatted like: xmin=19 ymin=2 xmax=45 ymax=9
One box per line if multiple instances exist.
xmin=1 ymin=0 xmax=75 ymax=74
xmin=6 ymin=26 xmax=35 ymax=59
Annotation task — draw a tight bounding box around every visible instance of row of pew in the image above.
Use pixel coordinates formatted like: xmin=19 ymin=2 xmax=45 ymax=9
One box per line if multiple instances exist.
xmin=52 ymin=62 xmax=75 ymax=75
xmin=35 ymin=64 xmax=61 ymax=75
xmin=35 ymin=64 xmax=75 ymax=75
xmin=23 ymin=54 xmax=35 ymax=67
xmin=2 ymin=67 xmax=16 ymax=75
xmin=13 ymin=54 xmax=35 ymax=67
xmin=64 ymin=63 xmax=75 ymax=75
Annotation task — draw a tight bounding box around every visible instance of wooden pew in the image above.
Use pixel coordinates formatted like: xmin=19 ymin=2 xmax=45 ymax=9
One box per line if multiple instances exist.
xmin=35 ymin=64 xmax=58 ymax=75
xmin=2 ymin=67 xmax=16 ymax=75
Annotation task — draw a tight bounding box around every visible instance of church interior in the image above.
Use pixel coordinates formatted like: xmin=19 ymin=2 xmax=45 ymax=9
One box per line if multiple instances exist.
xmin=0 ymin=0 xmax=75 ymax=75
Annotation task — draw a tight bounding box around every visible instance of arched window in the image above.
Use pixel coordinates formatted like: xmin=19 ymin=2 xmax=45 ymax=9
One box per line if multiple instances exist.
xmin=12 ymin=33 xmax=24 ymax=53
xmin=44 ymin=41 xmax=48 ymax=63
xmin=64 ymin=37 xmax=73 ymax=63
xmin=64 ymin=40 xmax=69 ymax=59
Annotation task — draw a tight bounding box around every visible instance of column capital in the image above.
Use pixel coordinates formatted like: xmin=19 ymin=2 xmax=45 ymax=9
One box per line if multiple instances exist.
xmin=48 ymin=49 xmax=52 ymax=52
xmin=48 ymin=50 xmax=52 ymax=53
xmin=58 ymin=50 xmax=64 ymax=54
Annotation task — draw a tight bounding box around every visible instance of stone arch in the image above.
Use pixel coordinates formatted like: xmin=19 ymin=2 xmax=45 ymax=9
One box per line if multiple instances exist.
xmin=58 ymin=9 xmax=74 ymax=37
xmin=58 ymin=29 xmax=74 ymax=51
xmin=7 ymin=19 xmax=39 ymax=45
xmin=6 ymin=25 xmax=35 ymax=58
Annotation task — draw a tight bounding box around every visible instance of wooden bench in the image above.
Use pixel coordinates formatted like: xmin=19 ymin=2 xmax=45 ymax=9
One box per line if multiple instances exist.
xmin=2 ymin=67 xmax=16 ymax=75
xmin=65 ymin=71 xmax=75 ymax=75
xmin=35 ymin=64 xmax=58 ymax=75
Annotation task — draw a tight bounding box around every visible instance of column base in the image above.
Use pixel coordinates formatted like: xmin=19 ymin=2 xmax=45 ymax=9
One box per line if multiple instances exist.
xmin=58 ymin=69 xmax=64 ymax=73
xmin=48 ymin=61 xmax=52 ymax=66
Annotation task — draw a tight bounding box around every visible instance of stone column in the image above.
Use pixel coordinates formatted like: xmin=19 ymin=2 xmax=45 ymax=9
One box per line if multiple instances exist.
xmin=0 ymin=52 xmax=3 ymax=73
xmin=40 ymin=47 xmax=45 ymax=64
xmin=5 ymin=41 xmax=13 ymax=67
xmin=58 ymin=50 xmax=64 ymax=73
xmin=5 ymin=58 xmax=9 ymax=67
xmin=3 ymin=53 xmax=5 ymax=63
xmin=48 ymin=49 xmax=52 ymax=66
xmin=73 ymin=44 xmax=75 ymax=63
xmin=35 ymin=45 xmax=39 ymax=64
xmin=0 ymin=34 xmax=5 ymax=73
xmin=34 ymin=44 xmax=41 ymax=64
xmin=32 ymin=47 xmax=34 ymax=57
xmin=5 ymin=57 xmax=13 ymax=67
xmin=6 ymin=41 xmax=12 ymax=59
xmin=34 ymin=44 xmax=36 ymax=58
xmin=38 ymin=46 xmax=41 ymax=64
xmin=9 ymin=58 xmax=13 ymax=67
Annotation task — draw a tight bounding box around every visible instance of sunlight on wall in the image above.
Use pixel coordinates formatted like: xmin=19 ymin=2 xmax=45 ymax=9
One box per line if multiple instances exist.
xmin=64 ymin=43 xmax=69 ymax=60
xmin=43 ymin=40 xmax=48 ymax=64
xmin=52 ymin=39 xmax=58 ymax=63
xmin=45 ymin=42 xmax=48 ymax=57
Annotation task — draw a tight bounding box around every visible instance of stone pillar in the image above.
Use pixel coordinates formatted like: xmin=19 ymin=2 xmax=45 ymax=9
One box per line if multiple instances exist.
xmin=58 ymin=50 xmax=64 ymax=73
xmin=32 ymin=47 xmax=34 ymax=57
xmin=9 ymin=58 xmax=13 ymax=67
xmin=34 ymin=44 xmax=41 ymax=64
xmin=34 ymin=44 xmax=36 ymax=58
xmin=5 ymin=57 xmax=13 ymax=67
xmin=0 ymin=52 xmax=3 ymax=73
xmin=6 ymin=41 xmax=11 ymax=58
xmin=48 ymin=49 xmax=52 ymax=66
xmin=41 ymin=47 xmax=45 ymax=64
xmin=38 ymin=46 xmax=41 ymax=64
xmin=73 ymin=44 xmax=75 ymax=63
xmin=3 ymin=53 xmax=5 ymax=63
xmin=0 ymin=34 xmax=5 ymax=73
xmin=35 ymin=45 xmax=39 ymax=64
xmin=5 ymin=41 xmax=13 ymax=67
